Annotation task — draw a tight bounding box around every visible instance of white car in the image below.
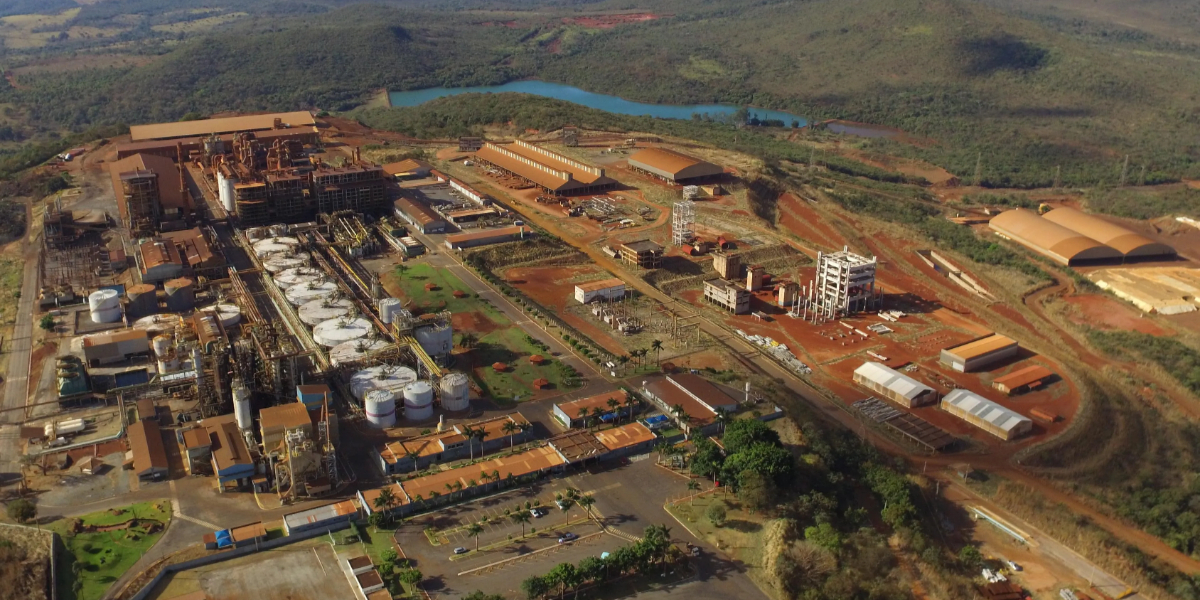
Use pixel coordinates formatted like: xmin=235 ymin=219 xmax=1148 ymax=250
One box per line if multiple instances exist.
xmin=1006 ymin=560 xmax=1022 ymax=572
xmin=453 ymin=547 xmax=468 ymax=555
xmin=530 ymin=508 xmax=544 ymax=518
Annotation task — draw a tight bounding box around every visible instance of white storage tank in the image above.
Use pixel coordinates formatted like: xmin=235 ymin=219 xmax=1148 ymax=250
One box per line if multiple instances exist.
xmin=377 ymin=298 xmax=403 ymax=324
xmin=299 ymin=297 xmax=354 ymax=326
xmin=218 ymin=172 xmax=237 ymax=213
xmin=273 ymin=267 xmax=318 ymax=289
xmin=202 ymin=303 xmax=241 ymax=328
xmin=133 ymin=314 xmax=179 ymax=336
xmin=263 ymin=252 xmax=311 ymax=273
xmin=233 ymin=379 xmax=252 ymax=431
xmin=245 ymin=227 xmax=268 ymax=242
xmin=415 ymin=323 xmax=453 ymax=357
xmin=364 ymin=389 xmax=397 ymax=429
xmin=403 ymin=381 xmax=435 ymax=422
xmin=349 ymin=365 xmax=417 ymax=401
xmin=89 ymin=289 xmax=122 ymax=323
xmin=152 ymin=334 xmax=172 ymax=358
xmin=252 ymin=236 xmax=300 ymax=258
xmin=439 ymin=372 xmax=471 ymax=412
xmin=312 ymin=317 xmax=372 ymax=347
xmin=157 ymin=352 xmax=179 ymax=374
xmin=330 ymin=338 xmax=390 ymax=366
xmin=284 ymin=280 xmax=338 ymax=306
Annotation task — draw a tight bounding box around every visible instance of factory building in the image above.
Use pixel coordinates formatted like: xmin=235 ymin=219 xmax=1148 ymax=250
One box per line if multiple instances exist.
xmin=393 ymin=197 xmax=447 ymax=233
xmin=109 ymin=153 xmax=191 ymax=234
xmin=852 ymin=362 xmax=939 ymax=408
xmin=642 ymin=374 xmax=737 ymax=436
xmin=712 ymin=250 xmax=741 ymax=280
xmin=445 ymin=207 xmax=498 ymax=224
xmin=941 ymin=389 xmax=1033 ymax=441
xmin=137 ymin=238 xmax=186 ymax=283
xmin=311 ymin=159 xmax=389 ymax=215
xmin=593 ymin=422 xmax=657 ymax=459
xmin=297 ymin=383 xmax=333 ymax=410
xmin=382 ymin=159 xmax=433 ymax=180
xmin=379 ymin=445 xmax=566 ymax=515
xmin=618 ymin=240 xmax=663 ymax=268
xmin=129 ymin=111 xmax=317 ymax=142
xmin=474 ymin=140 xmax=617 ymax=196
xmin=281 ymin=500 xmax=357 ymax=535
xmin=704 ymin=279 xmax=750 ymax=314
xmin=940 ymin=333 xmax=1019 ymax=372
xmin=548 ymin=429 xmax=610 ymax=465
xmin=200 ymin=413 xmax=256 ymax=492
xmin=992 ymin=365 xmax=1053 ymax=395
xmin=374 ymin=413 xmax=531 ymax=474
xmin=116 ymin=128 xmax=316 ymax=161
xmin=627 ymin=147 xmax=724 ymax=184
xmin=989 ymin=209 xmax=1123 ymax=265
xmin=83 ymin=330 xmax=150 ymax=367
xmin=178 ymin=427 xmax=212 ymax=475
xmin=444 ymin=226 xmax=531 ymax=250
xmin=160 ymin=228 xmax=224 ymax=278
xmin=1042 ymin=207 xmax=1175 ymax=260
xmin=127 ymin=419 xmax=168 ymax=481
xmin=574 ymin=278 xmax=626 ymax=304
xmin=552 ymin=390 xmax=633 ymax=428
xmin=259 ymin=403 xmax=312 ymax=455
xmin=804 ymin=248 xmax=880 ymax=319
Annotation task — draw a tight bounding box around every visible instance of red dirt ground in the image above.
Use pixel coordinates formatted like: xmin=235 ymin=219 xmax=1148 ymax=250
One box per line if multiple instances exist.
xmin=777 ymin=193 xmax=847 ymax=249
xmin=452 ymin=311 xmax=501 ymax=336
xmin=1062 ymin=294 xmax=1171 ymax=336
xmin=503 ymin=265 xmax=631 ymax=356
xmin=562 ymin=13 xmax=662 ymax=28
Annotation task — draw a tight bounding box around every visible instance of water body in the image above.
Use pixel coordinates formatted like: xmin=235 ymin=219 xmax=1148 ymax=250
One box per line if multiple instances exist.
xmin=388 ymin=80 xmax=808 ymax=126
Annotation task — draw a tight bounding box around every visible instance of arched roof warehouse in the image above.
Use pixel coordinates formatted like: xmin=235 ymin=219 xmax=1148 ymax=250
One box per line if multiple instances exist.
xmin=1041 ymin=207 xmax=1175 ymax=259
xmin=989 ymin=209 xmax=1122 ymax=265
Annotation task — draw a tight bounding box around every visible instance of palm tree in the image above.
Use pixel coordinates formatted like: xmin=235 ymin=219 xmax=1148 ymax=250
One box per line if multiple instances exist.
xmin=654 ymin=441 xmax=672 ymax=464
xmin=651 ymin=339 xmax=663 ymax=365
xmin=467 ymin=522 xmax=484 ymax=552
xmin=444 ymin=482 xmax=455 ymax=500
xmin=459 ymin=332 xmax=477 ymax=349
xmin=578 ymin=495 xmax=596 ymax=522
xmin=492 ymin=470 xmax=501 ymax=490
xmin=511 ymin=511 xmax=531 ymax=539
xmin=405 ymin=450 xmax=420 ymax=472
xmin=624 ymin=395 xmax=637 ymax=420
xmin=462 ymin=426 xmax=479 ymax=459
xmin=453 ymin=481 xmax=464 ymax=500
xmin=617 ymin=355 xmax=629 ymax=374
xmin=714 ymin=409 xmax=730 ymax=434
xmin=671 ymin=404 xmax=688 ymax=425
xmin=472 ymin=427 xmax=488 ymax=456
xmin=502 ymin=420 xmax=519 ymax=449
xmin=577 ymin=407 xmax=590 ymax=428
xmin=374 ymin=486 xmax=396 ymax=525
xmin=428 ymin=491 xmax=440 ymax=505
xmin=413 ymin=494 xmax=424 ymax=506
xmin=606 ymin=398 xmax=621 ymax=424
xmin=480 ymin=470 xmax=492 ymax=491
xmin=518 ymin=421 xmax=532 ymax=444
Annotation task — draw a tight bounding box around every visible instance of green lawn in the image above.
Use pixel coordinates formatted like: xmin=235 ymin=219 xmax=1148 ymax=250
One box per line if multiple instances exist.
xmin=473 ymin=327 xmax=575 ymax=402
xmin=48 ymin=500 xmax=172 ymax=600
xmin=385 ymin=262 xmax=509 ymax=324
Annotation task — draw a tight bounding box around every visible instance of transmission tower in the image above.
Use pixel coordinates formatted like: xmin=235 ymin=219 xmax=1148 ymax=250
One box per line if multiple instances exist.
xmin=671 ymin=200 xmax=696 ymax=247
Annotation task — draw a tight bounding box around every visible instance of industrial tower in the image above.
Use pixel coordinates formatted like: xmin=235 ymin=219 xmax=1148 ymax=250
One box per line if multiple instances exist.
xmin=791 ymin=247 xmax=881 ymax=321
xmin=671 ymin=200 xmax=696 ymax=246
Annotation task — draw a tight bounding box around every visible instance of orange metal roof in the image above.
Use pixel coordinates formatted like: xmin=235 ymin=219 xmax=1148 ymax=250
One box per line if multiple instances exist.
xmin=130 ymin=111 xmax=315 ymax=142
xmin=83 ymin=329 xmax=148 ymax=348
xmin=229 ymin=522 xmax=267 ymax=542
xmin=993 ymin=365 xmax=1053 ymax=389
xmin=475 ymin=141 xmax=615 ymax=192
xmin=160 ymin=228 xmax=217 ymax=267
xmin=394 ymin=197 xmax=444 ymax=226
xmin=128 ymin=419 xmax=168 ymax=475
xmin=380 ymin=413 xmax=529 ymax=462
xmin=556 ymin=390 xmax=628 ymax=418
xmin=989 ymin=209 xmax=1121 ymax=265
xmin=399 ymin=445 xmax=564 ymax=501
xmin=575 ymin=278 xmax=625 ymax=293
xmin=381 ymin=159 xmax=431 ymax=176
xmin=593 ymin=422 xmax=656 ymax=452
xmin=181 ymin=427 xmax=210 ymax=449
xmin=209 ymin=421 xmax=252 ymax=470
xmin=139 ymin=239 xmax=184 ymax=270
xmin=259 ymin=403 xmax=311 ymax=433
xmin=645 ymin=378 xmax=716 ymax=427
xmin=361 ymin=483 xmax=408 ymax=509
xmin=1042 ymin=207 xmax=1175 ymax=257
xmin=944 ymin=333 xmax=1017 ymax=360
xmin=445 ymin=225 xmax=529 ymax=244
xmin=628 ymin=147 xmax=723 ymax=179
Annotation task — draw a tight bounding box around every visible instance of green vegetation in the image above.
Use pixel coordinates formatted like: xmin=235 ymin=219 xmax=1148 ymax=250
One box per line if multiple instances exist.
xmin=473 ymin=326 xmax=570 ymax=401
xmin=5 ymin=498 xmax=35 ymax=523
xmin=1084 ymin=186 xmax=1200 ymax=220
xmin=48 ymin=500 xmax=171 ymax=600
xmin=1088 ymin=330 xmax=1200 ymax=398
xmin=520 ymin=524 xmax=680 ymax=600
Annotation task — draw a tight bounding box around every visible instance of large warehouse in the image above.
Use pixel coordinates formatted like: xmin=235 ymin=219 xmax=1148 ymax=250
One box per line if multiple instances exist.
xmin=941 ymin=389 xmax=1033 ymax=441
xmin=1041 ymin=207 xmax=1175 ymax=260
xmin=989 ymin=209 xmax=1122 ymax=265
xmin=627 ymin=148 xmax=724 ymax=184
xmin=475 ymin=140 xmax=616 ymax=196
xmin=853 ymin=362 xmax=939 ymax=408
xmin=130 ymin=111 xmax=316 ymax=142
xmin=939 ymin=333 xmax=1019 ymax=372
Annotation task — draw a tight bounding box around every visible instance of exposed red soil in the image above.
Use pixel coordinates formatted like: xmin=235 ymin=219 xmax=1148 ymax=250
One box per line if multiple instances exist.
xmin=503 ymin=265 xmax=631 ymax=356
xmin=777 ymin=193 xmax=846 ymax=250
xmin=452 ymin=311 xmax=500 ymax=336
xmin=1062 ymin=294 xmax=1171 ymax=336
xmin=545 ymin=38 xmax=562 ymax=54
xmin=28 ymin=341 xmax=57 ymax=397
xmin=562 ymin=13 xmax=663 ymax=29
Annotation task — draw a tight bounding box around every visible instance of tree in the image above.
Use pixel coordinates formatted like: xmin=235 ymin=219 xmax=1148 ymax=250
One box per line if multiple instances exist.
xmin=705 ymin=501 xmax=727 ymax=526
xmin=38 ymin=315 xmax=54 ymax=332
xmin=804 ymin=522 xmax=843 ymax=552
xmin=689 ymin=436 xmax=724 ymax=480
xmin=381 ymin=548 xmax=398 ymax=565
xmin=737 ymin=469 xmax=777 ymax=514
xmin=511 ymin=510 xmax=531 ymax=538
xmin=686 ymin=480 xmax=700 ymax=504
xmin=722 ymin=419 xmax=780 ymax=455
xmin=616 ymin=354 xmax=629 ymax=374
xmin=405 ymin=450 xmax=420 ymax=472
xmin=722 ymin=442 xmax=795 ymax=487
xmin=651 ymin=339 xmax=663 ymax=365
xmin=558 ymin=497 xmax=574 ymax=525
xmin=374 ymin=486 xmax=397 ymax=525
xmin=462 ymin=426 xmax=480 ymax=459
xmin=7 ymin=498 xmax=35 ymax=523
xmin=467 ymin=522 xmax=484 ymax=551
xmin=577 ymin=495 xmax=596 ymax=521
xmin=398 ymin=567 xmax=423 ymax=586
xmin=547 ymin=562 xmax=578 ymax=600
xmin=606 ymin=397 xmax=621 ymax=424
xmin=578 ymin=555 xmax=605 ymax=583
xmin=670 ymin=404 xmax=688 ymax=425
xmin=958 ymin=545 xmax=983 ymax=571
xmin=459 ymin=332 xmax=478 ymax=349
xmin=713 ymin=409 xmax=730 ymax=434
xmin=502 ymin=420 xmax=519 ymax=449
xmin=464 ymin=592 xmax=505 ymax=600
xmin=522 ymin=575 xmax=551 ymax=600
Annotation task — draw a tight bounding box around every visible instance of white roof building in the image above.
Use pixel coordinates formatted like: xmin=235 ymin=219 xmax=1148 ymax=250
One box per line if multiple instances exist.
xmin=941 ymin=389 xmax=1033 ymax=441
xmin=852 ymin=362 xmax=938 ymax=408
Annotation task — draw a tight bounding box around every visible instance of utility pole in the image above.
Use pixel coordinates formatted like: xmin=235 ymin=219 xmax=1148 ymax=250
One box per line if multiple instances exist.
xmin=1053 ymin=165 xmax=1061 ymax=191
xmin=1120 ymin=154 xmax=1130 ymax=186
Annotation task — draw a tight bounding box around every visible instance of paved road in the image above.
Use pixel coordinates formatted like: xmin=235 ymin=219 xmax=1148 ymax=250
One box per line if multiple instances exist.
xmin=0 ymin=209 xmax=40 ymax=488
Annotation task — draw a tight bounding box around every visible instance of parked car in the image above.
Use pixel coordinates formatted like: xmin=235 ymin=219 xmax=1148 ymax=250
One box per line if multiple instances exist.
xmin=691 ymin=546 xmax=701 ymax=557
xmin=530 ymin=508 xmax=544 ymax=518
xmin=558 ymin=533 xmax=578 ymax=544
xmin=1006 ymin=561 xmax=1022 ymax=572
xmin=453 ymin=547 xmax=468 ymax=555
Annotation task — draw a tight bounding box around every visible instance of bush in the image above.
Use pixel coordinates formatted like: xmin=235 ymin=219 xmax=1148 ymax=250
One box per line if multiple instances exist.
xmin=6 ymin=498 xmax=35 ymax=523
xmin=705 ymin=501 xmax=727 ymax=527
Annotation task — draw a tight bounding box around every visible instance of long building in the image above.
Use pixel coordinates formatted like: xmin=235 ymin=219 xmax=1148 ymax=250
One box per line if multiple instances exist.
xmin=130 ymin=111 xmax=316 ymax=142
xmin=989 ymin=209 xmax=1122 ymax=265
xmin=375 ymin=413 xmax=532 ymax=474
xmin=853 ymin=362 xmax=939 ymax=408
xmin=941 ymin=389 xmax=1032 ymax=441
xmin=574 ymin=278 xmax=626 ymax=304
xmin=703 ymin=279 xmax=750 ymax=314
xmin=552 ymin=390 xmax=632 ymax=428
xmin=128 ymin=419 xmax=168 ymax=481
xmin=992 ymin=365 xmax=1053 ymax=395
xmin=475 ymin=140 xmax=616 ymax=196
xmin=394 ymin=197 xmax=447 ymax=233
xmin=940 ymin=333 xmax=1019 ymax=372
xmin=444 ymin=226 xmax=530 ymax=250
xmin=641 ymin=374 xmax=737 ymax=436
xmin=1041 ymin=207 xmax=1175 ymax=260
xmin=627 ymin=147 xmax=724 ymax=184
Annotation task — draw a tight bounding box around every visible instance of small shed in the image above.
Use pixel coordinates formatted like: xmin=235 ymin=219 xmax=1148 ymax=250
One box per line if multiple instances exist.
xmin=78 ymin=455 xmax=103 ymax=475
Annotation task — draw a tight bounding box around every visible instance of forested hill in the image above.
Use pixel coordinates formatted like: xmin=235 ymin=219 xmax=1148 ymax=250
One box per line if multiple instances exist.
xmin=2 ymin=0 xmax=1199 ymax=185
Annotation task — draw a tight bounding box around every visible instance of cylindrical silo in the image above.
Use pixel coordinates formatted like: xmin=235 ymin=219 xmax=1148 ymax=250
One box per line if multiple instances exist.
xmin=164 ymin=278 xmax=195 ymax=312
xmin=377 ymin=298 xmax=402 ymax=324
xmin=157 ymin=352 xmax=179 ymax=374
xmin=330 ymin=338 xmax=389 ymax=366
xmin=218 ymin=172 xmax=237 ymax=214
xmin=284 ymin=280 xmax=338 ymax=306
xmin=349 ymin=365 xmax=417 ymax=401
xmin=252 ymin=236 xmax=300 ymax=258
xmin=233 ymin=379 xmax=253 ymax=431
xmin=88 ymin=289 xmax=121 ymax=323
xmin=364 ymin=389 xmax=397 ymax=429
xmin=202 ymin=304 xmax=241 ymax=328
xmin=263 ymin=252 xmax=311 ymax=273
xmin=312 ymin=317 xmax=372 ymax=347
xmin=152 ymin=334 xmax=172 ymax=358
xmin=403 ymin=381 xmax=434 ymax=422
xmin=125 ymin=284 xmax=158 ymax=319
xmin=439 ymin=372 xmax=471 ymax=412
xmin=415 ymin=323 xmax=453 ymax=357
xmin=299 ymin=297 xmax=354 ymax=327
xmin=245 ymin=227 xmax=268 ymax=242
xmin=273 ymin=267 xmax=318 ymax=290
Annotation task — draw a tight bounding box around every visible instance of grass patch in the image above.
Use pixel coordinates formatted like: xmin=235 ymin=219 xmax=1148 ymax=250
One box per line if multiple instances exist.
xmin=664 ymin=494 xmax=771 ymax=591
xmin=472 ymin=326 xmax=571 ymax=401
xmin=48 ymin=500 xmax=171 ymax=600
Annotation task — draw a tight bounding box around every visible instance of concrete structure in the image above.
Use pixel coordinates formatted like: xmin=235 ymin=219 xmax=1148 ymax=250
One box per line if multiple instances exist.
xmin=712 ymin=250 xmax=741 ymax=280
xmin=375 ymin=413 xmax=531 ymax=474
xmin=259 ymin=403 xmax=313 ymax=455
xmin=433 ymin=171 xmax=490 ymax=205
xmin=806 ymin=247 xmax=879 ymax=319
xmin=474 ymin=140 xmax=616 ymax=196
xmin=618 ymin=240 xmax=664 ymax=268
xmin=642 ymin=374 xmax=737 ymax=436
xmin=548 ymin=429 xmax=609 ymax=464
xmin=130 ymin=111 xmax=316 ymax=142
xmin=1042 ymin=207 xmax=1174 ymax=260
xmin=138 ymin=239 xmax=186 ymax=283
xmin=852 ymin=362 xmax=939 ymax=408
xmin=552 ymin=390 xmax=633 ymax=428
xmin=1088 ymin=266 xmax=1200 ymax=314
xmin=989 ymin=209 xmax=1123 ymax=265
xmin=628 ymin=148 xmax=724 ymax=184
xmin=704 ymin=279 xmax=750 ymax=314
xmin=201 ymin=413 xmax=256 ymax=492
xmin=381 ymin=159 xmax=433 ymax=180
xmin=109 ymin=153 xmax=190 ymax=233
xmin=393 ymin=197 xmax=447 ymax=233
xmin=574 ymin=278 xmax=626 ymax=304
xmin=444 ymin=226 xmax=530 ymax=250
xmin=83 ymin=329 xmax=150 ymax=367
xmin=746 ymin=265 xmax=765 ymax=292
xmin=445 ymin=207 xmax=498 ymax=224
xmin=941 ymin=389 xmax=1033 ymax=441
xmin=161 ymin=228 xmax=224 ymax=278
xmin=593 ymin=422 xmax=657 ymax=459
xmin=178 ymin=426 xmax=212 ymax=474
xmin=940 ymin=334 xmax=1019 ymax=372
xmin=993 ymin=365 xmax=1053 ymax=395
xmin=777 ymin=281 xmax=800 ymax=306
xmin=127 ymin=419 xmax=168 ymax=480
xmin=672 ymin=200 xmax=696 ymax=246
xmin=281 ymin=500 xmax=357 ymax=535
